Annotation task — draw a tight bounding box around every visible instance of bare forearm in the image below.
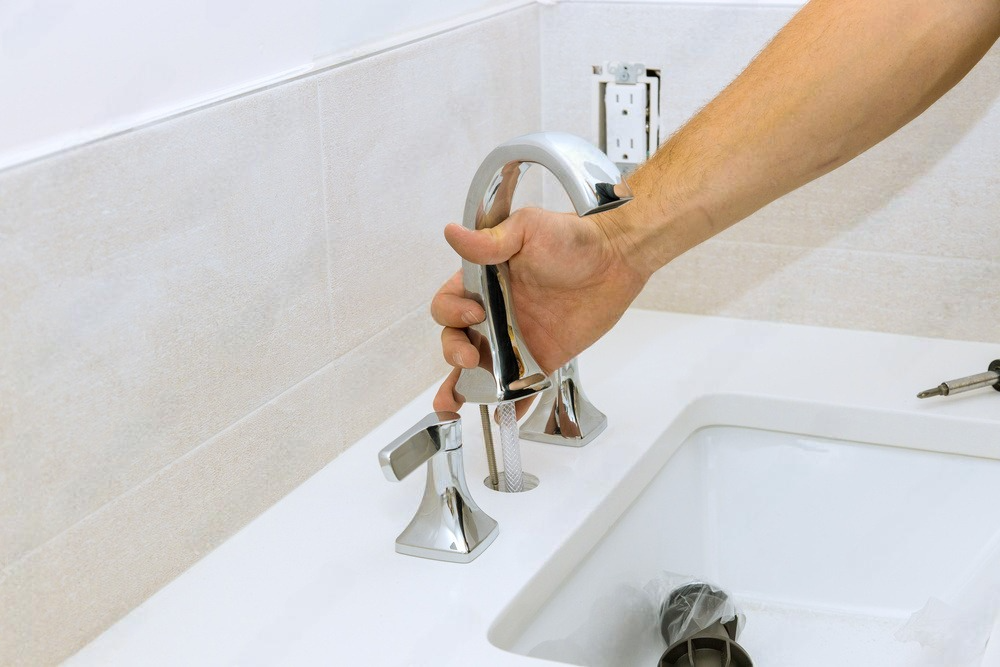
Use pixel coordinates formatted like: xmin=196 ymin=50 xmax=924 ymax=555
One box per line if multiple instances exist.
xmin=609 ymin=0 xmax=1000 ymax=275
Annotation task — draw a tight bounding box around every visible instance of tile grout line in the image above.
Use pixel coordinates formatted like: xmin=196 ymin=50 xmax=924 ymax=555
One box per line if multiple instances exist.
xmin=316 ymin=83 xmax=339 ymax=355
xmin=337 ymin=301 xmax=435 ymax=360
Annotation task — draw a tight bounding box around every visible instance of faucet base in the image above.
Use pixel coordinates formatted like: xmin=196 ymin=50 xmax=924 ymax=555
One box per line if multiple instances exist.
xmin=394 ymin=480 xmax=499 ymax=563
xmin=519 ymin=359 xmax=608 ymax=447
xmin=395 ymin=519 xmax=498 ymax=563
xmin=396 ymin=530 xmax=498 ymax=564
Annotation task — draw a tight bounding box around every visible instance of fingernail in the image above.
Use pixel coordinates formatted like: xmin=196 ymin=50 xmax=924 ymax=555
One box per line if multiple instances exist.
xmin=452 ymin=352 xmax=465 ymax=368
xmin=461 ymin=310 xmax=480 ymax=325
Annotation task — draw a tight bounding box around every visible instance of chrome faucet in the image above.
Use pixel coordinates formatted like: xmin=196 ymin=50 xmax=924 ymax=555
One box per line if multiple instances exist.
xmin=454 ymin=132 xmax=634 ymax=408
xmin=379 ymin=412 xmax=498 ymax=563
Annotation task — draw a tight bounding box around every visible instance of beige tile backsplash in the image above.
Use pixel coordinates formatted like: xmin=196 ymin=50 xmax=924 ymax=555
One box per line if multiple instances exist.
xmin=4 ymin=1 xmax=999 ymax=664
xmin=319 ymin=13 xmax=541 ymax=357
xmin=0 ymin=78 xmax=331 ymax=574
xmin=637 ymin=242 xmax=1000 ymax=342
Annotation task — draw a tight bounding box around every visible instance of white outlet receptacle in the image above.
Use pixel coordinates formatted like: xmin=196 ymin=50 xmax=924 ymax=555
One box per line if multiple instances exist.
xmin=593 ymin=62 xmax=662 ymax=174
xmin=605 ymin=83 xmax=647 ymax=166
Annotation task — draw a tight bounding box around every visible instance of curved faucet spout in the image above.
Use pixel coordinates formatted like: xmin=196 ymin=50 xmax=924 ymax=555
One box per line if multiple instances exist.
xmin=454 ymin=132 xmax=633 ymax=406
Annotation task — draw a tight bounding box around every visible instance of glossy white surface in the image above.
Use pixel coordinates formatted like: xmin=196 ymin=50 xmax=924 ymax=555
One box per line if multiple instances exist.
xmin=508 ymin=426 xmax=1000 ymax=666
xmin=68 ymin=311 xmax=1000 ymax=665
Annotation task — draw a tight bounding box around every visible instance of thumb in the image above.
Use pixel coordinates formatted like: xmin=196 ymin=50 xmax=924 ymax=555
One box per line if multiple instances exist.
xmin=444 ymin=218 xmax=526 ymax=265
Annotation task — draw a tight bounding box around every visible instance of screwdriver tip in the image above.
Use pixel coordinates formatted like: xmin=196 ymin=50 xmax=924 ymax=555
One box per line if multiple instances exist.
xmin=917 ymin=386 xmax=944 ymax=399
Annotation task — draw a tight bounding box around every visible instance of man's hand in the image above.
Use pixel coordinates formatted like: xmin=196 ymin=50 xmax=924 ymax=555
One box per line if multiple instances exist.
xmin=430 ymin=207 xmax=649 ymax=417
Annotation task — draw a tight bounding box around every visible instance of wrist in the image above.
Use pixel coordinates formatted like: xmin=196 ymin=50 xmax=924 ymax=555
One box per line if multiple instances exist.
xmin=594 ymin=175 xmax=716 ymax=280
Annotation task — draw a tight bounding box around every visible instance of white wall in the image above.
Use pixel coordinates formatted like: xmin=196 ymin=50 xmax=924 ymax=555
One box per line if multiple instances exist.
xmin=0 ymin=0 xmax=518 ymax=170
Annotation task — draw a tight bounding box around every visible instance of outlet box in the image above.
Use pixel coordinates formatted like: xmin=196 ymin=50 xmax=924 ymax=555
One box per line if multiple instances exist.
xmin=593 ymin=62 xmax=662 ymax=174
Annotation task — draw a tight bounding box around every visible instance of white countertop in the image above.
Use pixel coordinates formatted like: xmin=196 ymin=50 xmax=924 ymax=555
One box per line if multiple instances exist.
xmin=69 ymin=311 xmax=1000 ymax=666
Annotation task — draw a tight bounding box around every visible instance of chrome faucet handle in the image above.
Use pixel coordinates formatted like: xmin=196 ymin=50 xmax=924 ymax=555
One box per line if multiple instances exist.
xmin=519 ymin=358 xmax=608 ymax=447
xmin=378 ymin=412 xmax=499 ymax=563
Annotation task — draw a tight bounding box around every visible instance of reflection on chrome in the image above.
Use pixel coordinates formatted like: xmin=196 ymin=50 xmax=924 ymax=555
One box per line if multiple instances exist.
xmin=519 ymin=358 xmax=608 ymax=447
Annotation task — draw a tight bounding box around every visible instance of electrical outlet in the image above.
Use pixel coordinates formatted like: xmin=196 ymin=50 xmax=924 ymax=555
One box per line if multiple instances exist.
xmin=593 ymin=61 xmax=662 ymax=174
xmin=605 ymin=83 xmax=647 ymax=167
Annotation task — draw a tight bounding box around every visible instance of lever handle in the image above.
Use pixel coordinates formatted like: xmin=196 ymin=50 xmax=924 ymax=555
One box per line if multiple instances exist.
xmin=379 ymin=411 xmax=461 ymax=482
xmin=377 ymin=411 xmax=499 ymax=563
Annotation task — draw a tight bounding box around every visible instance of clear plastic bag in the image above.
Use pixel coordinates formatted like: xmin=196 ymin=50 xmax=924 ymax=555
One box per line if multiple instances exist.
xmin=527 ymin=572 xmax=742 ymax=667
xmin=658 ymin=579 xmax=744 ymax=646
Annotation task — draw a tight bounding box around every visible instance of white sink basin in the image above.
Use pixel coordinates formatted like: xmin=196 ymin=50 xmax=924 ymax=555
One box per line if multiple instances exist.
xmin=495 ymin=401 xmax=1000 ymax=666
